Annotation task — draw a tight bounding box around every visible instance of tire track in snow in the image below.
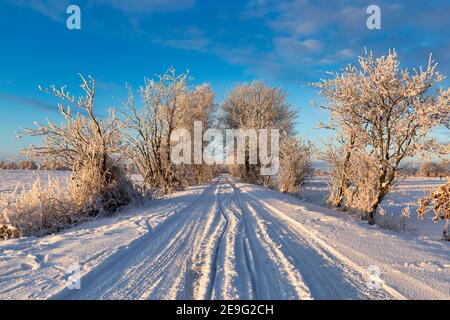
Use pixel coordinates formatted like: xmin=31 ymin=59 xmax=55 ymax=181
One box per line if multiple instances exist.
xmin=243 ymin=194 xmax=388 ymax=299
xmin=126 ymin=182 xmax=222 ymax=299
xmin=50 ymin=181 xmax=219 ymax=300
xmin=43 ymin=175 xmax=431 ymax=300
xmin=196 ymin=177 xmax=256 ymax=300
xmin=204 ymin=184 xmax=230 ymax=300
xmin=229 ymin=180 xmax=313 ymax=300
xmin=238 ymin=184 xmax=406 ymax=300
xmin=241 ymin=234 xmax=258 ymax=298
xmin=262 ymin=198 xmax=449 ymax=300
xmin=226 ymin=199 xmax=263 ymax=299
xmin=211 ymin=179 xmax=260 ymax=299
xmin=190 ymin=180 xmax=228 ymax=299
xmin=207 ymin=181 xmax=255 ymax=299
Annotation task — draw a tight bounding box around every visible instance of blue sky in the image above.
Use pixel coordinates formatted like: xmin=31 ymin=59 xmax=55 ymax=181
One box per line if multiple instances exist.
xmin=0 ymin=0 xmax=449 ymax=159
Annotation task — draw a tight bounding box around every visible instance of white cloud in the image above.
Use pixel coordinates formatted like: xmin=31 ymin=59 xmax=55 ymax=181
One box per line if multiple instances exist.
xmin=7 ymin=0 xmax=195 ymax=21
xmin=275 ymin=38 xmax=323 ymax=54
xmin=96 ymin=0 xmax=195 ymax=14
xmin=155 ymin=27 xmax=211 ymax=52
xmin=8 ymin=0 xmax=69 ymax=22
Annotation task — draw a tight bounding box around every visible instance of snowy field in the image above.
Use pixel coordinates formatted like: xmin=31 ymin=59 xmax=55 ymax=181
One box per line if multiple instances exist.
xmin=0 ymin=171 xmax=448 ymax=300
xmin=300 ymin=176 xmax=449 ymax=240
xmin=0 ymin=170 xmax=70 ymax=196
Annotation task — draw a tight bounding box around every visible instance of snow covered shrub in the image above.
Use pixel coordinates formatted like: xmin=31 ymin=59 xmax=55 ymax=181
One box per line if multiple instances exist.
xmin=0 ymin=161 xmax=37 ymax=170
xmin=68 ymin=156 xmax=140 ymax=217
xmin=178 ymin=84 xmax=217 ymax=186
xmin=418 ymin=180 xmax=450 ymax=239
xmin=119 ymin=68 xmax=189 ymax=194
xmin=400 ymin=206 xmax=410 ymax=232
xmin=227 ymin=164 xmax=243 ymax=178
xmin=17 ymin=160 xmax=38 ymax=170
xmin=0 ymin=162 xmax=17 ymax=170
xmin=278 ymin=136 xmax=313 ymax=194
xmin=0 ymin=160 xmax=140 ymax=239
xmin=312 ymin=50 xmax=450 ymax=224
xmin=0 ymin=223 xmax=20 ymax=240
xmin=0 ymin=178 xmax=77 ymax=238
xmin=6 ymin=74 xmax=140 ymax=238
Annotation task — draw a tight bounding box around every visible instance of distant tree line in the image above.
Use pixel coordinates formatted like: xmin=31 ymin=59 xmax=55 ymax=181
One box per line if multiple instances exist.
xmin=418 ymin=160 xmax=449 ymax=178
xmin=0 ymin=160 xmax=70 ymax=171
xmin=0 ymin=160 xmax=38 ymax=170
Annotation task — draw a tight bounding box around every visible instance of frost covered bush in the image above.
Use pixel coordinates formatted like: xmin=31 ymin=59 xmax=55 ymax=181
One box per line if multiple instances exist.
xmin=0 ymin=162 xmax=17 ymax=170
xmin=0 ymin=75 xmax=140 ymax=239
xmin=324 ymin=141 xmax=353 ymax=208
xmin=0 ymin=160 xmax=38 ymax=170
xmin=418 ymin=180 xmax=450 ymax=239
xmin=175 ymin=83 xmax=217 ymax=187
xmin=0 ymin=178 xmax=77 ymax=237
xmin=341 ymin=152 xmax=384 ymax=216
xmin=278 ymin=136 xmax=313 ymax=194
xmin=227 ymin=164 xmax=243 ymax=178
xmin=400 ymin=206 xmax=410 ymax=232
xmin=0 ymin=223 xmax=20 ymax=240
xmin=68 ymin=157 xmax=140 ymax=217
xmin=17 ymin=160 xmax=38 ymax=170
xmin=0 ymin=160 xmax=140 ymax=239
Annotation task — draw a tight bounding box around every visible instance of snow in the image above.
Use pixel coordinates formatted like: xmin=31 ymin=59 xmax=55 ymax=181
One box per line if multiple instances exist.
xmin=300 ymin=176 xmax=449 ymax=239
xmin=0 ymin=172 xmax=448 ymax=300
xmin=0 ymin=170 xmax=70 ymax=196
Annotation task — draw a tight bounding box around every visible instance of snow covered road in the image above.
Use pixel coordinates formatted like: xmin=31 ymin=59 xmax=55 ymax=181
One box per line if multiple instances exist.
xmin=0 ymin=175 xmax=448 ymax=300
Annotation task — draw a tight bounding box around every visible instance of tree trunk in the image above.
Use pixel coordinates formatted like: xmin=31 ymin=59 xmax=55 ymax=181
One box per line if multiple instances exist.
xmin=244 ymin=153 xmax=250 ymax=181
xmin=333 ymin=134 xmax=355 ymax=208
xmin=367 ymin=210 xmax=376 ymax=225
xmin=443 ymin=219 xmax=450 ymax=241
xmin=367 ymin=189 xmax=387 ymax=225
xmin=335 ymin=180 xmax=347 ymax=208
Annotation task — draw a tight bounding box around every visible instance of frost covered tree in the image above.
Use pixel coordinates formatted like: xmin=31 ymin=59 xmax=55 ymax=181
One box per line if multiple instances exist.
xmin=177 ymin=84 xmax=217 ymax=184
xmin=2 ymin=75 xmax=138 ymax=238
xmin=313 ymin=50 xmax=450 ymax=224
xmin=21 ymin=75 xmax=122 ymax=171
xmin=220 ymin=81 xmax=296 ymax=182
xmin=119 ymin=68 xmax=189 ymax=194
xmin=119 ymin=68 xmax=216 ymax=194
xmin=420 ymin=162 xmax=442 ymax=177
xmin=20 ymin=75 xmax=136 ymax=216
xmin=278 ymin=136 xmax=313 ymax=194
xmin=323 ymin=133 xmax=357 ymax=208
